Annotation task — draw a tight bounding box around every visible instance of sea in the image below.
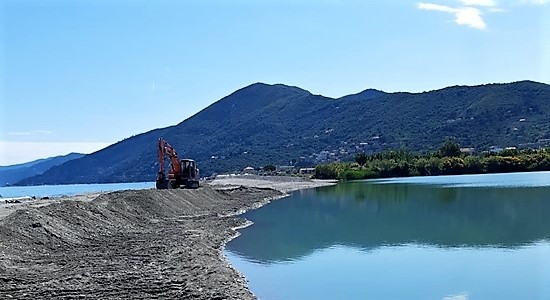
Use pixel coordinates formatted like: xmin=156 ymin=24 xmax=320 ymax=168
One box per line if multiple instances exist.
xmin=0 ymin=182 xmax=155 ymax=199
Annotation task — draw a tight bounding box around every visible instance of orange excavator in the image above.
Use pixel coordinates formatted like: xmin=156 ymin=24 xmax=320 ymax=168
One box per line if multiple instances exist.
xmin=156 ymin=137 xmax=200 ymax=189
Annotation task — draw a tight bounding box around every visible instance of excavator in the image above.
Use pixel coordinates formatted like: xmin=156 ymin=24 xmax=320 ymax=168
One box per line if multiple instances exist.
xmin=156 ymin=137 xmax=200 ymax=189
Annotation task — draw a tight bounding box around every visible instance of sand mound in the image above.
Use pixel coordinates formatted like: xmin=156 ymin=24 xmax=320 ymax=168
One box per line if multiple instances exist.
xmin=0 ymin=186 xmax=281 ymax=299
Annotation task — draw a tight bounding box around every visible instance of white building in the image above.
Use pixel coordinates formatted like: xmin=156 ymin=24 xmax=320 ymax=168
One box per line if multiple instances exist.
xmin=243 ymin=166 xmax=255 ymax=174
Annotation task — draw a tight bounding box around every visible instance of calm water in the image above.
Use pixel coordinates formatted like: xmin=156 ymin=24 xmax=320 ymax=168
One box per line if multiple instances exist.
xmin=0 ymin=182 xmax=155 ymax=198
xmin=225 ymin=172 xmax=550 ymax=300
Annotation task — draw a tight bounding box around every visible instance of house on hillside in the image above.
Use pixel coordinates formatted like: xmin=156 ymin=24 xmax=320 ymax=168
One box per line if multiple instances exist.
xmin=299 ymin=168 xmax=315 ymax=175
xmin=243 ymin=166 xmax=255 ymax=174
xmin=276 ymin=165 xmax=295 ymax=174
xmin=460 ymin=147 xmax=475 ymax=154
xmin=488 ymin=146 xmax=504 ymax=153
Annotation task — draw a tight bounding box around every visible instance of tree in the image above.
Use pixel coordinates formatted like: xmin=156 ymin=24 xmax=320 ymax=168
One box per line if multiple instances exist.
xmin=438 ymin=141 xmax=461 ymax=157
xmin=315 ymin=164 xmax=338 ymax=179
xmin=263 ymin=164 xmax=276 ymax=172
xmin=355 ymin=153 xmax=368 ymax=166
xmin=500 ymin=148 xmax=519 ymax=157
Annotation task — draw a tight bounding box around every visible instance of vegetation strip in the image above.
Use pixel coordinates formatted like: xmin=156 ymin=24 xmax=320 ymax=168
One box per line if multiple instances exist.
xmin=315 ymin=141 xmax=550 ymax=180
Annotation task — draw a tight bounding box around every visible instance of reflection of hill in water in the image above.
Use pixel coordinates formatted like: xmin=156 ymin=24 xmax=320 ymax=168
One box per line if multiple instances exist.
xmin=226 ymin=182 xmax=550 ymax=264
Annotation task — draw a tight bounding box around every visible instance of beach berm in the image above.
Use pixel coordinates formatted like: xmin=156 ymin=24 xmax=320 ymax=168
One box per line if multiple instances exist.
xmin=0 ymin=176 xmax=335 ymax=299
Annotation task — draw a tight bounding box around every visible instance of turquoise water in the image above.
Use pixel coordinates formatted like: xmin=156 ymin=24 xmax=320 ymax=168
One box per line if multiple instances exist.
xmin=371 ymin=171 xmax=550 ymax=188
xmin=0 ymin=182 xmax=155 ymax=198
xmin=225 ymin=172 xmax=550 ymax=300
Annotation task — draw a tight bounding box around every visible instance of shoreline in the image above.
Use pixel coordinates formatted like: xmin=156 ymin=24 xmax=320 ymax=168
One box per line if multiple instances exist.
xmin=218 ymin=194 xmax=287 ymax=300
xmin=211 ymin=175 xmax=337 ymax=300
xmin=0 ymin=176 xmax=336 ymax=299
xmin=208 ymin=174 xmax=338 ymax=193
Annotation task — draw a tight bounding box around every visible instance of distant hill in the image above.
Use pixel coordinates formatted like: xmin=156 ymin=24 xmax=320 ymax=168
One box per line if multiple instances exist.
xmin=337 ymin=88 xmax=386 ymax=101
xmin=17 ymin=80 xmax=550 ymax=185
xmin=0 ymin=153 xmax=84 ymax=186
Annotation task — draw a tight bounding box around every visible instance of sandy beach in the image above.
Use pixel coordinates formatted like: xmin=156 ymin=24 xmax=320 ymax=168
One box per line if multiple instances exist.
xmin=0 ymin=176 xmax=335 ymax=299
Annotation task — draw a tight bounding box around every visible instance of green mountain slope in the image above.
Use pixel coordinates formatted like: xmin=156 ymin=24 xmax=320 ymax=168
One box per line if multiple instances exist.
xmin=0 ymin=153 xmax=84 ymax=186
xmin=17 ymin=80 xmax=550 ymax=185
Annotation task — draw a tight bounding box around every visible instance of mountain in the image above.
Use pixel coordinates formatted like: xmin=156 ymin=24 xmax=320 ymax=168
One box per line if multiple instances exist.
xmin=0 ymin=153 xmax=84 ymax=186
xmin=337 ymin=88 xmax=386 ymax=101
xmin=17 ymin=80 xmax=550 ymax=185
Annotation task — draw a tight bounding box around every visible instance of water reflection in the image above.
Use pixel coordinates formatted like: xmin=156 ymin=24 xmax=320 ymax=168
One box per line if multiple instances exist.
xmin=227 ymin=181 xmax=550 ymax=264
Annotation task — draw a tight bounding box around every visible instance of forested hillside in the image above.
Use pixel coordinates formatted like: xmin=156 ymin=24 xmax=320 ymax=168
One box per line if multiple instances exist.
xmin=17 ymin=80 xmax=550 ymax=185
xmin=0 ymin=153 xmax=83 ymax=186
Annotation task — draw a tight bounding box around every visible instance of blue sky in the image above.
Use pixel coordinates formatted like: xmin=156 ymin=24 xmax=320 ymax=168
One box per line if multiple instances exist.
xmin=0 ymin=0 xmax=548 ymax=165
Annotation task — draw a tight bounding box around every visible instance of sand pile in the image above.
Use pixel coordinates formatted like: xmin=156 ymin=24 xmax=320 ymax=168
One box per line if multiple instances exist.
xmin=0 ymin=187 xmax=282 ymax=299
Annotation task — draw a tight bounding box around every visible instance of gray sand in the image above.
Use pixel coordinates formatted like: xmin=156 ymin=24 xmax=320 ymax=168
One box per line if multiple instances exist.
xmin=0 ymin=193 xmax=100 ymax=220
xmin=0 ymin=176 xmax=335 ymax=299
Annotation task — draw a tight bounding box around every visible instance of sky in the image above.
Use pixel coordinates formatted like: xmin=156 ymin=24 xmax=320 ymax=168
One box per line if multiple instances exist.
xmin=0 ymin=0 xmax=548 ymax=165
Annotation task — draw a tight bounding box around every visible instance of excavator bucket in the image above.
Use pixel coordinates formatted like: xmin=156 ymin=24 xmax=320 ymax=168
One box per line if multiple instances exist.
xmin=156 ymin=179 xmax=170 ymax=189
xmin=156 ymin=171 xmax=170 ymax=189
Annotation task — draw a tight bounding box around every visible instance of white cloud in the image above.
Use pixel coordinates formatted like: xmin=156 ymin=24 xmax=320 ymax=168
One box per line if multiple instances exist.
xmin=418 ymin=0 xmax=547 ymax=29
xmin=0 ymin=141 xmax=111 ymax=165
xmin=418 ymin=3 xmax=456 ymax=12
xmin=519 ymin=0 xmax=549 ymax=4
xmin=460 ymin=0 xmax=497 ymax=6
xmin=418 ymin=3 xmax=487 ymax=30
xmin=7 ymin=132 xmax=32 ymax=136
xmin=443 ymin=292 xmax=469 ymax=300
xmin=454 ymin=7 xmax=487 ymax=29
xmin=417 ymin=0 xmax=547 ymax=30
xmin=7 ymin=130 xmax=52 ymax=136
xmin=34 ymin=130 xmax=53 ymax=135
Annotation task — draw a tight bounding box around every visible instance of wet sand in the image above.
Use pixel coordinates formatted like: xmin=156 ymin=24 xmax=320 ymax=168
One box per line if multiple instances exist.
xmin=209 ymin=174 xmax=337 ymax=193
xmin=0 ymin=176 xmax=335 ymax=299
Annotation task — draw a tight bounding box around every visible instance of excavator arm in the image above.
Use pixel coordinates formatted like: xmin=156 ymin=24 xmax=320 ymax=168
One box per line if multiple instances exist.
xmin=158 ymin=138 xmax=166 ymax=176
xmin=159 ymin=137 xmax=183 ymax=171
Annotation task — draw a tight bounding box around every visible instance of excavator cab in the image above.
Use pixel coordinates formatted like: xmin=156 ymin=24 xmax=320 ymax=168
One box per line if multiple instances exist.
xmin=178 ymin=159 xmax=200 ymax=189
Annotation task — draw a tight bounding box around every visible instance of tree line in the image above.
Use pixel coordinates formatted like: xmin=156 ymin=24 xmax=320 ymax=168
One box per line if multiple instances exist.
xmin=315 ymin=141 xmax=550 ymax=180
